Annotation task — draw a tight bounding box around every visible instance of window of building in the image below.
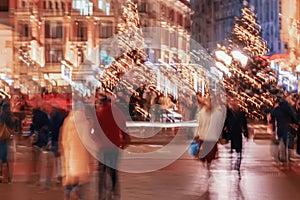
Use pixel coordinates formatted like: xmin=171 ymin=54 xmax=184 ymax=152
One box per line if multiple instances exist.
xmin=170 ymin=32 xmax=177 ymax=48
xmin=17 ymin=21 xmax=31 ymax=39
xmin=45 ymin=45 xmax=63 ymax=64
xmin=45 ymin=21 xmax=63 ymax=39
xmin=55 ymin=1 xmax=59 ymax=9
xmin=78 ymin=22 xmax=88 ymax=41
xmin=100 ymin=21 xmax=113 ymax=38
xmin=214 ymin=1 xmax=219 ymax=11
xmin=71 ymin=21 xmax=88 ymax=41
xmin=177 ymin=13 xmax=183 ymax=26
xmin=21 ymin=0 xmax=27 ymax=8
xmin=0 ymin=0 xmax=8 ymax=11
xmin=73 ymin=0 xmax=82 ymax=9
xmin=169 ymin=9 xmax=174 ymax=21
xmin=160 ymin=4 xmax=164 ymax=16
xmin=162 ymin=28 xmax=169 ymax=46
xmin=73 ymin=0 xmax=93 ymax=15
xmin=105 ymin=2 xmax=110 ymax=15
xmin=98 ymin=0 xmax=105 ymax=10
xmin=43 ymin=1 xmax=47 ymax=9
xmin=139 ymin=0 xmax=147 ymax=13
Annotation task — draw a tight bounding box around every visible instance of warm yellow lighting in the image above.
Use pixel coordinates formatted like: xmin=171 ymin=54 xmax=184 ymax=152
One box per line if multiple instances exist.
xmin=215 ymin=61 xmax=230 ymax=75
xmin=231 ymin=50 xmax=248 ymax=67
xmin=215 ymin=50 xmax=232 ymax=65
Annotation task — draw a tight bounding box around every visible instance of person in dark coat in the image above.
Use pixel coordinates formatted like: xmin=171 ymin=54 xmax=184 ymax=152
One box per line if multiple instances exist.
xmin=0 ymin=102 xmax=14 ymax=183
xmin=223 ymin=99 xmax=248 ymax=177
xmin=49 ymin=106 xmax=66 ymax=184
xmin=271 ymin=96 xmax=297 ymax=162
xmin=29 ymin=104 xmax=51 ymax=187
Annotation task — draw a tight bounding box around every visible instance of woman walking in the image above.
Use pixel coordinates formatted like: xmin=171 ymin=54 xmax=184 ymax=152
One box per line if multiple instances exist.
xmin=59 ymin=101 xmax=92 ymax=200
xmin=195 ymin=96 xmax=226 ymax=176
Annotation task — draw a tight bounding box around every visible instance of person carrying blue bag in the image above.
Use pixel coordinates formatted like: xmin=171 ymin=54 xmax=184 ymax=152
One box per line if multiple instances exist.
xmin=189 ymin=136 xmax=201 ymax=158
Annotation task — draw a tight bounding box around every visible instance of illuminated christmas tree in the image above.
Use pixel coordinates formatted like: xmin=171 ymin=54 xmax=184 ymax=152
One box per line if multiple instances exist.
xmin=99 ymin=0 xmax=161 ymax=120
xmin=101 ymin=0 xmax=154 ymax=96
xmin=215 ymin=1 xmax=278 ymax=120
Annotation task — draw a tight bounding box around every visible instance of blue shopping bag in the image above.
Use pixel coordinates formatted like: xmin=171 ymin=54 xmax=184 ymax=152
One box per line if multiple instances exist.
xmin=189 ymin=141 xmax=201 ymax=157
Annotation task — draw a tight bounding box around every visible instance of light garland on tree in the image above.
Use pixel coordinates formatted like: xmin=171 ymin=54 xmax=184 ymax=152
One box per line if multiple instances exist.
xmin=214 ymin=1 xmax=279 ymax=120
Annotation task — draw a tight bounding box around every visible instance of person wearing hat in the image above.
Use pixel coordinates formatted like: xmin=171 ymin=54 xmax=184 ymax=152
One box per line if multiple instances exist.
xmin=0 ymin=102 xmax=14 ymax=183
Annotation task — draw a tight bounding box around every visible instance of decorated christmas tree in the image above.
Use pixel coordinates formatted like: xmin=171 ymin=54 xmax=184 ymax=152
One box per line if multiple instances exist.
xmin=99 ymin=0 xmax=161 ymax=120
xmin=100 ymin=0 xmax=155 ymax=96
xmin=215 ymin=1 xmax=278 ymax=120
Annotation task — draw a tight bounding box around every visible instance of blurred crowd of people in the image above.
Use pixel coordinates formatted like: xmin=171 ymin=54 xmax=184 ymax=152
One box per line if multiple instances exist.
xmin=2 ymin=86 xmax=300 ymax=198
xmin=0 ymin=89 xmax=130 ymax=200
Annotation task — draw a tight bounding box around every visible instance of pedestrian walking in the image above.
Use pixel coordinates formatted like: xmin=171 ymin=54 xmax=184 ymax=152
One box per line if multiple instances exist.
xmin=49 ymin=106 xmax=66 ymax=184
xmin=95 ymin=94 xmax=127 ymax=200
xmin=0 ymin=102 xmax=14 ymax=183
xmin=223 ymin=98 xmax=248 ymax=178
xmin=194 ymin=95 xmax=226 ymax=176
xmin=29 ymin=101 xmax=52 ymax=188
xmin=271 ymin=96 xmax=297 ymax=165
xmin=59 ymin=100 xmax=92 ymax=200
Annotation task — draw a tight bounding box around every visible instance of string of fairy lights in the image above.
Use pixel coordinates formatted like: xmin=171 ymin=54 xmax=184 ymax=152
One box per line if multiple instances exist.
xmin=215 ymin=1 xmax=279 ymax=120
xmin=99 ymin=0 xmax=169 ymax=118
xmin=100 ymin=0 xmax=209 ymax=102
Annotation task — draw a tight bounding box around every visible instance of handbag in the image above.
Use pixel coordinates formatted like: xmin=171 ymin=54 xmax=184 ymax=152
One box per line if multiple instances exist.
xmin=0 ymin=123 xmax=13 ymax=141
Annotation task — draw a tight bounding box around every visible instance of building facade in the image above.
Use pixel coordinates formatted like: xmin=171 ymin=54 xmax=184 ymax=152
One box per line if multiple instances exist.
xmin=8 ymin=0 xmax=192 ymax=94
xmin=132 ymin=0 xmax=192 ymax=64
xmin=191 ymin=0 xmax=244 ymax=53
xmin=278 ymin=0 xmax=300 ymax=66
xmin=9 ymin=0 xmax=117 ymax=93
xmin=248 ymin=0 xmax=281 ymax=55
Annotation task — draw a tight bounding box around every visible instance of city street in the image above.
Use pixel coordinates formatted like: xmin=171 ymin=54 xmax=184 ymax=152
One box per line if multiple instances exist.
xmin=1 ymin=138 xmax=300 ymax=200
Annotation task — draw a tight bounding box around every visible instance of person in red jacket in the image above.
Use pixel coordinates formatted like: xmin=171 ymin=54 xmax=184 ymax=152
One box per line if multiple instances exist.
xmin=95 ymin=95 xmax=127 ymax=200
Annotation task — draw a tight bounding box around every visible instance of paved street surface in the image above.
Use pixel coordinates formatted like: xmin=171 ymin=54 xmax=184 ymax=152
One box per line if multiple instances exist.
xmin=1 ymin=138 xmax=300 ymax=200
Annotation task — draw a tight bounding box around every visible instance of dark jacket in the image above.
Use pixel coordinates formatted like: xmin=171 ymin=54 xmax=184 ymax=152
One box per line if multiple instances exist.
xmin=224 ymin=108 xmax=248 ymax=151
xmin=49 ymin=109 xmax=65 ymax=143
xmin=30 ymin=108 xmax=50 ymax=148
xmin=271 ymin=100 xmax=297 ymax=137
xmin=0 ymin=107 xmax=14 ymax=129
